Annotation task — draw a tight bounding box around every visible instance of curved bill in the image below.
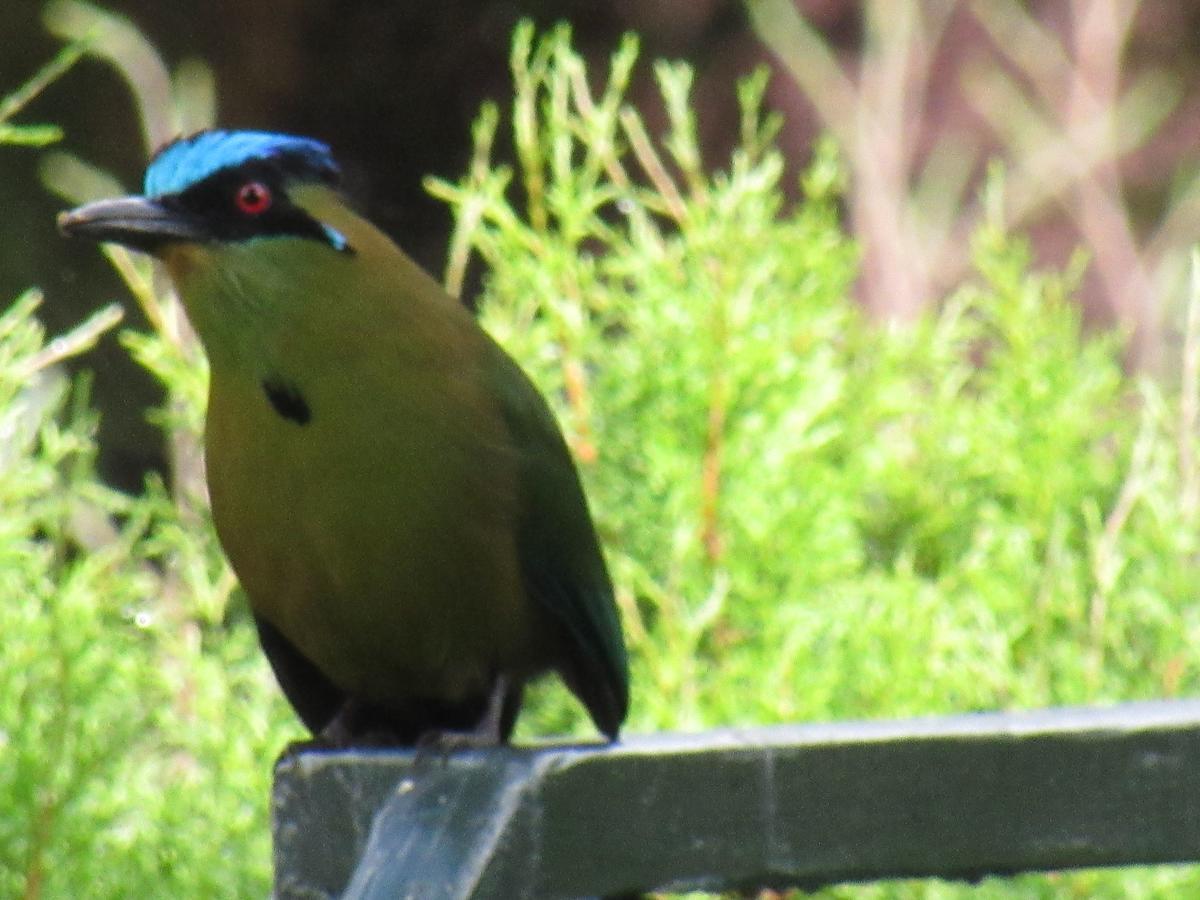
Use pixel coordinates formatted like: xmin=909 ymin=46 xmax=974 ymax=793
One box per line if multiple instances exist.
xmin=57 ymin=196 xmax=209 ymax=253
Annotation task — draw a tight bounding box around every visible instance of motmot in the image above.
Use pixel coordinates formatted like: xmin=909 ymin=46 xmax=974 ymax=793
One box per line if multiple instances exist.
xmin=59 ymin=130 xmax=629 ymax=744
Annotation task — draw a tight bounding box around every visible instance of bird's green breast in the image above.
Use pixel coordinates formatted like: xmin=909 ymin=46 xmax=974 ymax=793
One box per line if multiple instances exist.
xmin=180 ymin=238 xmax=549 ymax=706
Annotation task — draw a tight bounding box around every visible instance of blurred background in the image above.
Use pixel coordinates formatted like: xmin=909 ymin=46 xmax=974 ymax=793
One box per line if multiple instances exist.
xmin=5 ymin=0 xmax=1200 ymax=484
xmin=9 ymin=4 xmax=1200 ymax=896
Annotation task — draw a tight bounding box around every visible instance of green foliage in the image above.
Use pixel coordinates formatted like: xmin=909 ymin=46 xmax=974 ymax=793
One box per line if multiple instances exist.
xmin=432 ymin=24 xmax=1200 ymax=896
xmin=0 ymin=292 xmax=295 ymax=899
xmin=436 ymin=25 xmax=1200 ymax=733
xmin=1 ymin=47 xmax=293 ymax=900
xmin=8 ymin=20 xmax=1200 ymax=899
xmin=0 ymin=41 xmax=84 ymax=146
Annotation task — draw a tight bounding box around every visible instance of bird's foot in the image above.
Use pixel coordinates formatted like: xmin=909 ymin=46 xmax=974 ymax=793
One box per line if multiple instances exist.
xmin=413 ymin=675 xmax=511 ymax=762
xmin=410 ymin=725 xmax=504 ymax=769
xmin=413 ymin=725 xmax=502 ymax=753
xmin=308 ymin=698 xmax=414 ymax=748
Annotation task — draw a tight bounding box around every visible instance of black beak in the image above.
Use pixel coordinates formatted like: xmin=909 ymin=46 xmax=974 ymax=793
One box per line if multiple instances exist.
xmin=57 ymin=196 xmax=209 ymax=253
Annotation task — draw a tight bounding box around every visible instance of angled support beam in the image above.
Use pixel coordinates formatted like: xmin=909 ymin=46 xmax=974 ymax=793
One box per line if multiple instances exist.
xmin=273 ymin=700 xmax=1200 ymax=898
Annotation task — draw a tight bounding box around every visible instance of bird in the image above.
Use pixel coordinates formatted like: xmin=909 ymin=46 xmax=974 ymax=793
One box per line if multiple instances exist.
xmin=59 ymin=129 xmax=629 ymax=746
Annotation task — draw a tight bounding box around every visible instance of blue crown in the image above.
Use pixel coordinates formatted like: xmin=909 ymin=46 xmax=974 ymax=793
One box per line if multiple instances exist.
xmin=144 ymin=130 xmax=340 ymax=197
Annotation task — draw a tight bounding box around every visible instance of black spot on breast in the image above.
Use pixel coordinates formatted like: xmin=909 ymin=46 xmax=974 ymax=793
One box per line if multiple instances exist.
xmin=262 ymin=378 xmax=311 ymax=425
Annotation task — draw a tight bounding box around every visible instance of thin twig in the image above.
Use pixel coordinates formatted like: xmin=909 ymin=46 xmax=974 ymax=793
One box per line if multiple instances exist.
xmin=0 ymin=41 xmax=87 ymax=125
xmin=1065 ymin=0 xmax=1153 ymax=363
xmin=700 ymin=258 xmax=730 ymax=563
xmin=700 ymin=368 xmax=728 ymax=563
xmin=1088 ymin=394 xmax=1154 ymax=676
xmin=1179 ymin=248 xmax=1200 ymax=520
xmin=20 ymin=303 xmax=123 ymax=377
xmin=619 ymin=108 xmax=687 ymax=223
xmin=44 ymin=0 xmax=176 ymax=151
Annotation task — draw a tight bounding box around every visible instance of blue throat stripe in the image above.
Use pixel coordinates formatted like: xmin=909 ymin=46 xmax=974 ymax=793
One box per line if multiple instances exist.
xmin=144 ymin=130 xmax=340 ymax=198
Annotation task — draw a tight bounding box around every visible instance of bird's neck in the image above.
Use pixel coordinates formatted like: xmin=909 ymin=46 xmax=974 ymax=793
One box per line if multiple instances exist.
xmin=161 ymin=215 xmax=476 ymax=383
xmin=163 ymin=242 xmax=292 ymax=375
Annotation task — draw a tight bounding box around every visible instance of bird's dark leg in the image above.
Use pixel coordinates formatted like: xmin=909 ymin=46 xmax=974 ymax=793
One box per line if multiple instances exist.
xmin=473 ymin=673 xmax=511 ymax=744
xmin=286 ymin=676 xmax=523 ymax=754
xmin=274 ymin=698 xmax=368 ymax=760
xmin=415 ymin=675 xmax=513 ymax=753
xmin=314 ymin=696 xmax=409 ymax=747
xmin=319 ymin=698 xmax=361 ymax=746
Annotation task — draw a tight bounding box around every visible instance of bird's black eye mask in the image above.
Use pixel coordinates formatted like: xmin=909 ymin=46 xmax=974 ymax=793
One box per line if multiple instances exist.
xmin=158 ymin=161 xmax=353 ymax=254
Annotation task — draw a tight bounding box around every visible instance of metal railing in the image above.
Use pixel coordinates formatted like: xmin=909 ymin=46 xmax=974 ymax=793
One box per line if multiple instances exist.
xmin=273 ymin=699 xmax=1200 ymax=898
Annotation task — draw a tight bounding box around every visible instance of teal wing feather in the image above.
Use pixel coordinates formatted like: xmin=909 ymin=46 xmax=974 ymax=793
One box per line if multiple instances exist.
xmin=486 ymin=341 xmax=629 ymax=738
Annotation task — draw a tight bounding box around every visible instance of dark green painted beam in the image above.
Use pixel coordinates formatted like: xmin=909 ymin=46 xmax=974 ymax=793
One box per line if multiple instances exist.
xmin=272 ymin=700 xmax=1200 ymax=898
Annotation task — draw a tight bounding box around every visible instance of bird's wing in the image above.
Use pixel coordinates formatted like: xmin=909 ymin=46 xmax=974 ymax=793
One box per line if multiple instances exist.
xmin=486 ymin=342 xmax=630 ymax=738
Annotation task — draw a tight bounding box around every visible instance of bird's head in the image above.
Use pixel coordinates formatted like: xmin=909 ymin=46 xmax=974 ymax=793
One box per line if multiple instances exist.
xmin=59 ymin=128 xmax=459 ymax=372
xmin=58 ymin=129 xmax=355 ymax=260
xmin=58 ymin=130 xmax=389 ymax=364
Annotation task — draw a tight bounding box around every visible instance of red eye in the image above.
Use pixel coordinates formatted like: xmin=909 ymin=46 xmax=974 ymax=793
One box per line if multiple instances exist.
xmin=235 ymin=181 xmax=272 ymax=215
